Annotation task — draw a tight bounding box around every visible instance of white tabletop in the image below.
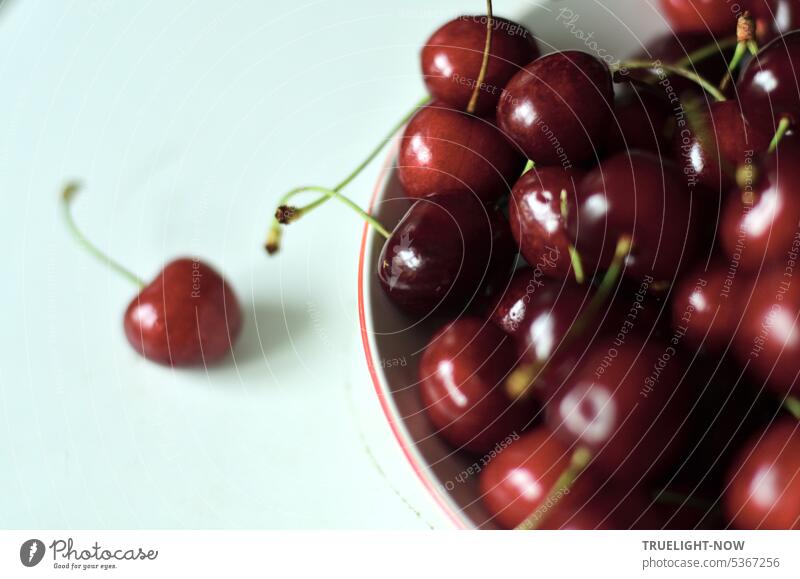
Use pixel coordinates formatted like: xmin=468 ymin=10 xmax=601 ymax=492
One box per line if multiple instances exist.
xmin=0 ymin=0 xmax=663 ymax=528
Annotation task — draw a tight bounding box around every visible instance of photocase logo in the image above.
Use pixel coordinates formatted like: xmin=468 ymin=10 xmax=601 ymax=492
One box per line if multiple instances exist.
xmin=388 ymin=230 xmax=413 ymax=291
xmin=20 ymin=539 xmax=45 ymax=567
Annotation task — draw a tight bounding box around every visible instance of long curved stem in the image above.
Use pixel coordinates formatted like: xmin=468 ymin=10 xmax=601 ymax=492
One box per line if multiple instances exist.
xmin=61 ymin=182 xmax=146 ymax=288
xmin=619 ymin=60 xmax=727 ymax=102
xmin=516 ymin=447 xmax=592 ymax=530
xmin=266 ymin=95 xmax=430 ymax=254
xmin=466 ymin=0 xmax=493 ymax=115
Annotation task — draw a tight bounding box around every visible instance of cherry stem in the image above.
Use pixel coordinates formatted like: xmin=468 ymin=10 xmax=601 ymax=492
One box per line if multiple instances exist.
xmin=265 ymin=95 xmax=431 ymax=254
xmin=785 ymin=397 xmax=800 ymax=421
xmin=516 ymin=447 xmax=592 ymax=530
xmin=61 ymin=182 xmax=146 ymax=289
xmin=768 ymin=116 xmax=792 ymax=154
xmin=505 ymin=236 xmax=630 ymax=400
xmin=466 ymin=0 xmax=493 ymax=115
xmin=560 ymin=188 xmax=585 ymax=285
xmin=675 ymin=35 xmax=737 ymax=68
xmin=275 ymin=185 xmax=391 ymax=239
xmin=720 ymin=12 xmax=758 ymax=91
xmin=522 ymin=159 xmax=535 ymax=174
xmin=619 ymin=60 xmax=726 ymax=102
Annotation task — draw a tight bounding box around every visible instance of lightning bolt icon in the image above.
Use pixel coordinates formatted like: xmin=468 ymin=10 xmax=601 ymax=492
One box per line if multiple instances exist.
xmin=29 ymin=541 xmax=38 ymax=563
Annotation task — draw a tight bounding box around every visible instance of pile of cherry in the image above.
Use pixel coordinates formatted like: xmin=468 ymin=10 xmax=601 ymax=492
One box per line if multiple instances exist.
xmin=269 ymin=0 xmax=800 ymax=530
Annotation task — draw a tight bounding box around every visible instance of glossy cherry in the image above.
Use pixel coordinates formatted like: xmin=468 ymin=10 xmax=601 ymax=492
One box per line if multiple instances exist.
xmin=733 ymin=269 xmax=800 ymax=398
xmin=673 ymin=100 xmax=771 ymax=193
xmin=124 ymin=258 xmax=243 ymax=366
xmin=421 ymin=16 xmax=539 ymax=116
xmin=570 ymin=151 xmax=697 ymax=284
xmin=479 ymin=427 xmax=660 ymax=529
xmin=497 ymin=51 xmax=614 ymax=166
xmin=546 ymin=339 xmax=689 ymax=483
xmin=397 ymin=103 xmax=525 ymax=204
xmin=724 ymin=419 xmax=800 ymax=529
xmin=671 ymin=262 xmax=753 ymax=350
xmin=378 ymin=192 xmax=508 ymax=315
xmin=738 ymin=29 xmax=800 ymax=129
xmin=720 ymin=137 xmax=800 ymax=271
xmin=751 ymin=0 xmax=800 ymax=41
xmin=508 ymin=166 xmax=584 ymax=279
xmin=659 ymin=0 xmax=741 ymax=35
xmin=419 ymin=318 xmax=532 ymax=453
xmin=487 ymin=266 xmax=569 ymax=337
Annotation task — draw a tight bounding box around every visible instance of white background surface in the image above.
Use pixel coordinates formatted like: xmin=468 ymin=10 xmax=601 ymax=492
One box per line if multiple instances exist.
xmin=0 ymin=0 xmax=663 ymax=529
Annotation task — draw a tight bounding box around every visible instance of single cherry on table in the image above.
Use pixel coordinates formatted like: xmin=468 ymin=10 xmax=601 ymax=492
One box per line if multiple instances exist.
xmin=62 ymin=183 xmax=242 ymax=367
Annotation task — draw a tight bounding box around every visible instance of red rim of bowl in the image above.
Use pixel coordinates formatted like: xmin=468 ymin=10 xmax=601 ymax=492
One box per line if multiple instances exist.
xmin=356 ymin=143 xmax=467 ymax=529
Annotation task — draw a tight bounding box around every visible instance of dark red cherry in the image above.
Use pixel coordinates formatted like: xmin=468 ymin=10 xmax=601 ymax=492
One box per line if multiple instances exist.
xmin=659 ymin=0 xmax=741 ymax=35
xmin=487 ymin=266 xmax=563 ymax=337
xmin=397 ymin=103 xmax=525 ymax=204
xmin=725 ymin=419 xmax=800 ymax=529
xmin=734 ymin=269 xmax=800 ymax=398
xmin=570 ymin=151 xmax=697 ymax=284
xmin=479 ymin=428 xmax=661 ymax=529
xmin=673 ymin=100 xmax=771 ymax=193
xmin=605 ymin=83 xmax=674 ymax=156
xmin=478 ymin=427 xmax=574 ymax=528
xmin=720 ymin=138 xmax=800 ymax=271
xmin=751 ymin=0 xmax=800 ymax=41
xmin=497 ymin=51 xmax=614 ymax=166
xmin=421 ymin=16 xmax=539 ymax=116
xmin=546 ymin=340 xmax=689 ymax=483
xmin=124 ymin=258 xmax=243 ymax=366
xmin=739 ymin=30 xmax=800 ymax=129
xmin=671 ymin=262 xmax=753 ymax=350
xmin=377 ymin=193 xmax=506 ymax=315
xmin=419 ymin=318 xmax=532 ymax=454
xmin=508 ymin=166 xmax=584 ymax=279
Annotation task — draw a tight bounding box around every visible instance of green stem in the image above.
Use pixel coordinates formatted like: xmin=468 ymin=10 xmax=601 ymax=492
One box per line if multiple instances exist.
xmin=786 ymin=397 xmax=800 ymax=421
xmin=768 ymin=116 xmax=792 ymax=154
xmin=466 ymin=0 xmax=493 ymax=115
xmin=61 ymin=182 xmax=146 ymax=288
xmin=619 ymin=60 xmax=727 ymax=102
xmin=516 ymin=447 xmax=591 ymax=530
xmin=522 ymin=159 xmax=535 ymax=174
xmin=719 ymin=41 xmax=748 ymax=92
xmin=560 ymin=188 xmax=585 ymax=285
xmin=675 ymin=35 xmax=737 ymax=68
xmin=277 ymin=185 xmax=390 ymax=237
xmin=265 ymin=95 xmax=431 ymax=253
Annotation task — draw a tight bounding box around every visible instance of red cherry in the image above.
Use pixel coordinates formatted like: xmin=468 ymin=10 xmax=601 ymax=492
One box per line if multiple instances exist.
xmin=377 ymin=193 xmax=509 ymax=315
xmin=738 ymin=29 xmax=800 ymax=129
xmin=546 ymin=340 xmax=689 ymax=483
xmin=674 ymin=100 xmax=771 ymax=193
xmin=124 ymin=258 xmax=243 ymax=366
xmin=419 ymin=318 xmax=532 ymax=454
xmin=724 ymin=419 xmax=800 ymax=529
xmin=508 ymin=166 xmax=584 ymax=279
xmin=751 ymin=0 xmax=800 ymax=41
xmin=497 ymin=51 xmax=614 ymax=166
xmin=671 ymin=262 xmax=753 ymax=350
xmin=397 ymin=103 xmax=525 ymax=204
xmin=421 ymin=16 xmax=539 ymax=116
xmin=478 ymin=427 xmax=572 ymax=528
xmin=570 ymin=151 xmax=697 ymax=284
xmin=720 ymin=138 xmax=800 ymax=271
xmin=659 ymin=0 xmax=741 ymax=35
xmin=734 ymin=270 xmax=800 ymax=398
